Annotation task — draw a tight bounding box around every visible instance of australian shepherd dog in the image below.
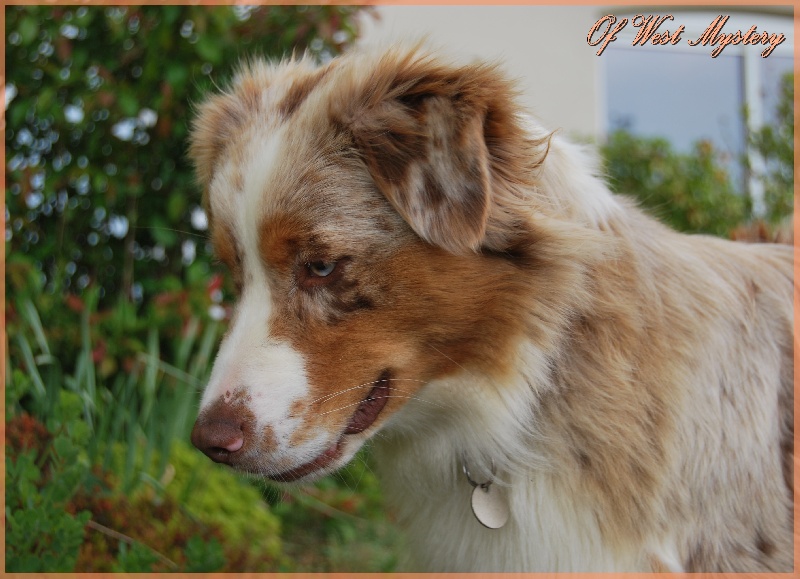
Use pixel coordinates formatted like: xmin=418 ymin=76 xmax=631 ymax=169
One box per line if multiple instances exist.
xmin=189 ymin=44 xmax=794 ymax=572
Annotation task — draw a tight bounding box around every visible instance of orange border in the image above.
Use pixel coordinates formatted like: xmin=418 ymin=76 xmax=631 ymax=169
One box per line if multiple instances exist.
xmin=1 ymin=2 xmax=797 ymax=578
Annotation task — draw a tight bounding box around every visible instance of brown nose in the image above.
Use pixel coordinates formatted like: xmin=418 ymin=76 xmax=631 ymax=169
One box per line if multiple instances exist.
xmin=191 ymin=408 xmax=244 ymax=465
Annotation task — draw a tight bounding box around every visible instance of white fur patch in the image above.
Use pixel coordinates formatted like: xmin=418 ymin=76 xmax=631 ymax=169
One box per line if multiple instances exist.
xmin=376 ymin=342 xmax=647 ymax=572
xmin=520 ymin=115 xmax=621 ymax=228
xmin=200 ymin=125 xmax=322 ymax=459
xmin=376 ymin=377 xmax=644 ymax=571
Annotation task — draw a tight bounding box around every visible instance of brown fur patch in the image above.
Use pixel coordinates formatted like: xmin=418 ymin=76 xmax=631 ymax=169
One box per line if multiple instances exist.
xmin=289 ymin=399 xmax=305 ymax=419
xmin=329 ymin=47 xmax=550 ymax=254
xmin=648 ymin=555 xmax=671 ymax=572
xmin=261 ymin=424 xmax=278 ymax=453
xmin=258 ymin=212 xmax=310 ymax=276
xmin=211 ymin=223 xmax=242 ymax=290
xmin=755 ymin=532 xmax=776 ymax=558
xmin=278 ymin=65 xmax=331 ymax=119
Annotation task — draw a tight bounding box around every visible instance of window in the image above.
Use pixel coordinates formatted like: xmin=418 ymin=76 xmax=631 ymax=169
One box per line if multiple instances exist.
xmin=598 ymin=10 xmax=794 ymax=213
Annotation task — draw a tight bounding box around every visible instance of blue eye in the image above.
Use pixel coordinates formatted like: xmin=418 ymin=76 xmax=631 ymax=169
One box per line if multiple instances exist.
xmin=307 ymin=261 xmax=336 ymax=277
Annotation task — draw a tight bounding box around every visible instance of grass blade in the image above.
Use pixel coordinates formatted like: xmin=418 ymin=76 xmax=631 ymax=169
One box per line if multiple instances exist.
xmin=79 ymin=289 xmax=98 ymax=428
xmin=140 ymin=328 xmax=160 ymax=425
xmin=13 ymin=334 xmax=46 ymax=399
xmin=19 ymin=298 xmax=51 ymax=357
xmin=188 ymin=319 xmax=220 ymax=381
xmin=175 ymin=316 xmax=200 ymax=372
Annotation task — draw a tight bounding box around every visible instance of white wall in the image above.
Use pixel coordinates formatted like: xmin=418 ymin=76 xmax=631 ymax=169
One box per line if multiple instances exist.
xmin=357 ymin=6 xmax=603 ymax=139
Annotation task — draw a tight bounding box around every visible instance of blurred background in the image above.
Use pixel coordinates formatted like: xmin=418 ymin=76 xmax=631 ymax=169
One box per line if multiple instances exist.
xmin=4 ymin=4 xmax=794 ymax=572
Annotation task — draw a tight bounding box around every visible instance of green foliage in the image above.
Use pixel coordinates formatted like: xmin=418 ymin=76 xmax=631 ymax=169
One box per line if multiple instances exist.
xmin=5 ymin=411 xmax=270 ymax=572
xmin=748 ymin=72 xmax=794 ymax=224
xmin=271 ymin=459 xmax=403 ymax=572
xmin=5 ymin=431 xmax=92 ymax=572
xmin=6 ymin=5 xmax=400 ymax=573
xmin=603 ymin=73 xmax=794 ymax=238
xmin=6 ymin=289 xmax=224 ymax=571
xmin=6 ymin=286 xmax=220 ymax=485
xmin=111 ymin=542 xmax=162 ymax=573
xmin=601 ymin=131 xmax=747 ymax=236
xmin=6 ymin=5 xmax=364 ymax=306
xmin=184 ymin=536 xmax=227 ymax=573
xmin=5 ymin=310 xmax=279 ymax=573
xmin=162 ymin=441 xmax=284 ymax=565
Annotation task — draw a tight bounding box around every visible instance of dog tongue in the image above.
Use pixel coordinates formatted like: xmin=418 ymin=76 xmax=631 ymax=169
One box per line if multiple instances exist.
xmin=344 ymin=372 xmax=391 ymax=434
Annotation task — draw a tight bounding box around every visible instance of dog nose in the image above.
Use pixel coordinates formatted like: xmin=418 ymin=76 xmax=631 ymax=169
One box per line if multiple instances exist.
xmin=191 ymin=412 xmax=244 ymax=464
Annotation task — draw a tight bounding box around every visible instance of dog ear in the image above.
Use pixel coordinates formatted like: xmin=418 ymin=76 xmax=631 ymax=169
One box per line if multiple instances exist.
xmin=188 ymin=59 xmax=286 ymax=209
xmin=188 ymin=92 xmax=247 ymax=196
xmin=342 ymin=51 xmax=529 ymax=254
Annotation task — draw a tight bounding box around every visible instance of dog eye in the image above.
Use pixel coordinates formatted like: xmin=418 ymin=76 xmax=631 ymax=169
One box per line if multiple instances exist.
xmin=307 ymin=261 xmax=337 ymax=277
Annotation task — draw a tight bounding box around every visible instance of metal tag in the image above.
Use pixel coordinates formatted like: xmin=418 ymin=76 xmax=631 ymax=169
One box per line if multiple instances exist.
xmin=471 ymin=483 xmax=510 ymax=529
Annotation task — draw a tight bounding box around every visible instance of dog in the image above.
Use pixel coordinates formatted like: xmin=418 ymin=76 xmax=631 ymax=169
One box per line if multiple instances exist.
xmin=188 ymin=44 xmax=794 ymax=572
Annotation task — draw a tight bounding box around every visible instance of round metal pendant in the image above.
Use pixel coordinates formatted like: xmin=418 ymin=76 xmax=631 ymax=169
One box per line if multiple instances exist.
xmin=471 ymin=484 xmax=510 ymax=529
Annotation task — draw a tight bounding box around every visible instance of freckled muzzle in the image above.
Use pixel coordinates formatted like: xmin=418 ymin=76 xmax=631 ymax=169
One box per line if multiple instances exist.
xmin=191 ymin=370 xmax=393 ymax=480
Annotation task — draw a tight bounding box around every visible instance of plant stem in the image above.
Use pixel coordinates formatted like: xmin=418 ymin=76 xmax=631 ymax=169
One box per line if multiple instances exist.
xmin=85 ymin=519 xmax=178 ymax=570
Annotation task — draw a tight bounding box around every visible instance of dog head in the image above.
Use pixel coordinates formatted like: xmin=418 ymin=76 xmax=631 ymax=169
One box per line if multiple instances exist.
xmin=188 ymin=45 xmax=557 ymax=482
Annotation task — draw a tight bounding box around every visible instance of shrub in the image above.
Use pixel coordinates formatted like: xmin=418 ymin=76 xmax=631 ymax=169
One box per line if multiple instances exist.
xmin=747 ymin=72 xmax=794 ymax=225
xmin=6 ymin=5 xmax=365 ymax=307
xmin=601 ymin=131 xmax=747 ymax=237
xmin=5 ymin=5 xmax=398 ymax=561
xmin=602 ymin=73 xmax=793 ymax=238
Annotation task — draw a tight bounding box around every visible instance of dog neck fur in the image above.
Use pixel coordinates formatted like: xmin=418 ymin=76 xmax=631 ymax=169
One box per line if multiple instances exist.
xmin=367 ymin=129 xmax=642 ymax=570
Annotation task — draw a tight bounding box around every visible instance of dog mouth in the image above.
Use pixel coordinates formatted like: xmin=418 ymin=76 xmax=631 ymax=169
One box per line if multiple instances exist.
xmin=266 ymin=437 xmax=346 ymax=483
xmin=266 ymin=370 xmax=392 ymax=482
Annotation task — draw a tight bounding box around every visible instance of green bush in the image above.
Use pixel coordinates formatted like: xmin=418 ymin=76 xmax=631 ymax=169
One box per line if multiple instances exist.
xmin=5 ymin=410 xmax=278 ymax=572
xmin=602 ymin=73 xmax=793 ymax=238
xmin=601 ymin=131 xmax=747 ymax=237
xmin=6 ymin=293 xmax=397 ymax=572
xmin=6 ymin=7 xmax=402 ymax=572
xmin=6 ymin=5 xmax=364 ymax=307
xmin=6 ymin=410 xmax=92 ymax=572
xmin=748 ymin=72 xmax=794 ymax=224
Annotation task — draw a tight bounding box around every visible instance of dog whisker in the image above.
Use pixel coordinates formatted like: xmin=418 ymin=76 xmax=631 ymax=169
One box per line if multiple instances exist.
xmin=319 ymin=394 xmax=446 ymax=416
xmin=429 ymin=344 xmax=479 ymax=381
xmin=135 ymin=226 xmax=210 ymax=240
xmin=310 ymin=379 xmax=384 ymax=405
xmin=311 ymin=378 xmax=428 ymax=405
